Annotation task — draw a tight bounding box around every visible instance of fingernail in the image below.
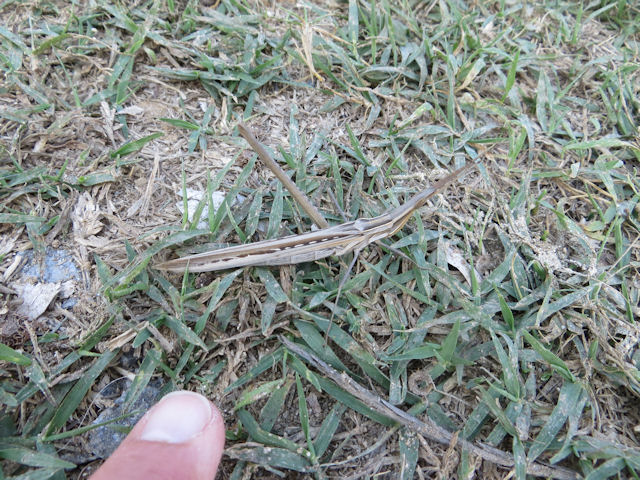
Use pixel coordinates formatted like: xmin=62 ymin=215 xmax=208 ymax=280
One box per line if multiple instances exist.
xmin=140 ymin=391 xmax=213 ymax=444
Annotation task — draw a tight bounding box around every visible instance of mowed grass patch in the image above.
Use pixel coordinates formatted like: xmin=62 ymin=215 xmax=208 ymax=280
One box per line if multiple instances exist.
xmin=1 ymin=0 xmax=639 ymax=479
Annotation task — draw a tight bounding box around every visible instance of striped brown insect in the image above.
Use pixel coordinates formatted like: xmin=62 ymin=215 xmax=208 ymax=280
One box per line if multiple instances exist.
xmin=155 ymin=163 xmax=474 ymax=273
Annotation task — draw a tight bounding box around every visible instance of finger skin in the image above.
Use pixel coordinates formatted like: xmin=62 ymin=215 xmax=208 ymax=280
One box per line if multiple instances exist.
xmin=90 ymin=392 xmax=225 ymax=480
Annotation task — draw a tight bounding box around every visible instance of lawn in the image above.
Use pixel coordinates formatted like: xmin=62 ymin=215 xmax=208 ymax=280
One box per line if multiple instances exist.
xmin=1 ymin=0 xmax=639 ymax=478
